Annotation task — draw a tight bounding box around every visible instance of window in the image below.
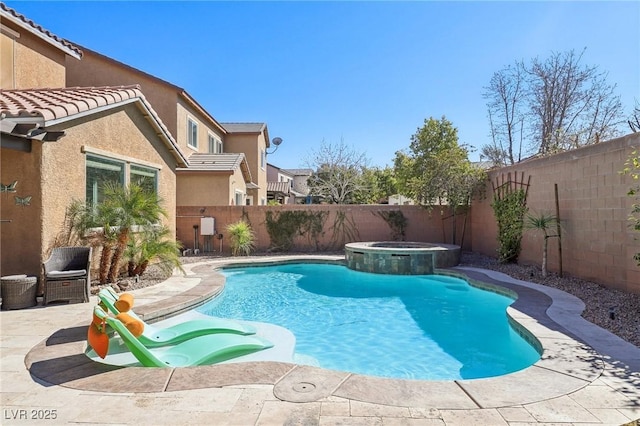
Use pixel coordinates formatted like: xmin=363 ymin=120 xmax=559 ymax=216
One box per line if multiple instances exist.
xmin=86 ymin=154 xmax=158 ymax=208
xmin=235 ymin=191 xmax=244 ymax=206
xmin=188 ymin=118 xmax=198 ymax=149
xmin=130 ymin=164 xmax=158 ymax=194
xmin=86 ymin=155 xmax=124 ymax=208
xmin=208 ymin=134 xmax=223 ymax=153
xmin=260 ymin=149 xmax=266 ymax=170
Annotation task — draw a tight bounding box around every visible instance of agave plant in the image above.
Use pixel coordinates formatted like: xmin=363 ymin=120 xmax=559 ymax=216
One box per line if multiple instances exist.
xmin=125 ymin=225 xmax=184 ymax=277
xmin=524 ymin=212 xmax=560 ymax=278
xmin=227 ymin=220 xmax=255 ymax=256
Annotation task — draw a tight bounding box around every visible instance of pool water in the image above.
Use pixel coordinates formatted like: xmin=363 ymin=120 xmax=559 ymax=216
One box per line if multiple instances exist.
xmin=197 ymin=263 xmax=541 ymax=380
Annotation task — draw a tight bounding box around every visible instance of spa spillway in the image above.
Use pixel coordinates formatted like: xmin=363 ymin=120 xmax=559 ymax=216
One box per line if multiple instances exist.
xmin=344 ymin=241 xmax=461 ymax=275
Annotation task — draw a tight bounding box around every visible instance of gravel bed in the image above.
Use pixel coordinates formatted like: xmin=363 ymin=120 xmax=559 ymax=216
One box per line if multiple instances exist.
xmin=93 ymin=251 xmax=640 ymax=348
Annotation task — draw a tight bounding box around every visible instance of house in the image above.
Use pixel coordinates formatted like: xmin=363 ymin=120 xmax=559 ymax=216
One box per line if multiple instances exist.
xmin=0 ymin=4 xmax=187 ymax=287
xmin=266 ymin=164 xmax=312 ymax=204
xmin=65 ymin=45 xmax=271 ymax=207
xmin=286 ymin=168 xmax=314 ymax=203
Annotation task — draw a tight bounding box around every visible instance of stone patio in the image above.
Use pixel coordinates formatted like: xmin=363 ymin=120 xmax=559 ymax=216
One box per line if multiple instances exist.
xmin=1 ymin=255 xmax=638 ymax=425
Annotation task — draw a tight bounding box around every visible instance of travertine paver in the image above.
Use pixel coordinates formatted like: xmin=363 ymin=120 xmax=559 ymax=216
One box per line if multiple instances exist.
xmin=524 ymin=395 xmax=601 ymax=423
xmin=2 ymin=257 xmax=640 ymax=425
xmin=256 ymin=400 xmax=322 ymax=425
xmin=497 ymin=407 xmax=538 ymax=423
xmin=349 ymin=400 xmax=413 ymax=418
xmin=440 ymin=408 xmax=509 ymax=425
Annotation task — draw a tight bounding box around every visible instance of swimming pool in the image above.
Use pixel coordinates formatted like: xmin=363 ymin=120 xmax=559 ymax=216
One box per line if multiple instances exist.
xmin=197 ymin=263 xmax=541 ymax=380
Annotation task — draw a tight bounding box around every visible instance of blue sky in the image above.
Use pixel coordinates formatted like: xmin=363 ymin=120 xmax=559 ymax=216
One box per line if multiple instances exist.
xmin=6 ymin=1 xmax=639 ymax=169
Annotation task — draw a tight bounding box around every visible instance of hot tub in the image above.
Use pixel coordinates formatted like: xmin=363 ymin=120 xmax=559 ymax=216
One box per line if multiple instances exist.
xmin=344 ymin=241 xmax=461 ymax=275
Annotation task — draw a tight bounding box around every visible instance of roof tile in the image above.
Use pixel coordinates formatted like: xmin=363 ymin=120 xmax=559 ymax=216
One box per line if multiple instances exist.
xmin=0 ymin=86 xmax=142 ymax=121
xmin=0 ymin=2 xmax=83 ymax=59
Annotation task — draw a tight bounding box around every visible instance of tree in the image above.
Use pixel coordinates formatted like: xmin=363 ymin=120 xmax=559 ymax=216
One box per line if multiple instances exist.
xmin=524 ymin=212 xmax=560 ymax=277
xmin=66 ymin=182 xmax=169 ymax=284
xmin=483 ymin=49 xmax=624 ymax=163
xmin=353 ymin=166 xmax=398 ymax=204
xmin=483 ymin=63 xmax=527 ymax=165
xmin=621 ymin=150 xmax=640 ymax=265
xmin=629 ymin=100 xmax=640 ymax=133
xmin=394 ymin=116 xmax=486 ymax=245
xmin=125 ymin=225 xmax=184 ymax=277
xmin=305 ymin=139 xmax=369 ymax=204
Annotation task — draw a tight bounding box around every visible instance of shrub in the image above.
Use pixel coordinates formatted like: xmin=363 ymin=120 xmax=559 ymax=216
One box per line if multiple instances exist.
xmin=227 ymin=220 xmax=255 ymax=256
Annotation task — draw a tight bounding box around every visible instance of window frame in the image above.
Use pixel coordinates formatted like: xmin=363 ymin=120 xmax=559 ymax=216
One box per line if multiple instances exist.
xmin=85 ymin=153 xmax=160 ymax=209
xmin=208 ymin=133 xmax=223 ymax=153
xmin=187 ymin=117 xmax=198 ymax=150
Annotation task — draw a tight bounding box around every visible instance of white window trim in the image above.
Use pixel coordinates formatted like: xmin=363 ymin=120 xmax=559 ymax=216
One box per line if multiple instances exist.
xmin=208 ymin=132 xmax=223 ymax=154
xmin=81 ymin=146 xmax=163 ymax=170
xmin=187 ymin=117 xmax=198 ymax=150
xmin=234 ymin=189 xmax=245 ymax=206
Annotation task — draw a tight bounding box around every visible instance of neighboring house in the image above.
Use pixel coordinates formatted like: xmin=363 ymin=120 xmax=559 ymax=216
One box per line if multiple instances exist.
xmin=65 ymin=45 xmax=270 ymax=206
xmin=267 ymin=164 xmax=294 ymax=204
xmin=285 ymin=168 xmax=314 ymax=203
xmin=388 ymin=194 xmax=415 ymax=205
xmin=266 ymin=164 xmax=311 ymax=204
xmin=0 ymin=4 xmax=187 ymax=285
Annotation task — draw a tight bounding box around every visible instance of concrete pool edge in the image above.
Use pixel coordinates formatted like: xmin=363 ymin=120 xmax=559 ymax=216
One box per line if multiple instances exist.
xmin=24 ymin=255 xmax=640 ymax=410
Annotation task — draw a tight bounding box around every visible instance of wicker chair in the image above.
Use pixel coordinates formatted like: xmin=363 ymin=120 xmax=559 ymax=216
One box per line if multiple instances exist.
xmin=43 ymin=247 xmax=92 ymax=305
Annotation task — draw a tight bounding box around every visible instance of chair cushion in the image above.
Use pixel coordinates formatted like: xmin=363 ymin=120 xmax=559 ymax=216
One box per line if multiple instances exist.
xmin=47 ymin=269 xmax=87 ymax=279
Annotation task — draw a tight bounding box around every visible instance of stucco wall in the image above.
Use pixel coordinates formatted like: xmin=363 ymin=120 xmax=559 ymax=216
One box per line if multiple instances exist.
xmin=0 ymin=145 xmax=43 ymax=278
xmin=65 ymin=50 xmax=180 ymax=134
xmin=176 ymin=101 xmax=225 ymax=157
xmin=1 ymin=103 xmax=179 ymax=287
xmin=176 ymin=204 xmax=470 ymax=255
xmin=471 ymin=133 xmax=640 ymax=293
xmin=225 ymin=133 xmax=268 ymax=204
xmin=176 ymin=172 xmax=237 ymax=206
xmin=0 ymin=21 xmax=66 ymax=89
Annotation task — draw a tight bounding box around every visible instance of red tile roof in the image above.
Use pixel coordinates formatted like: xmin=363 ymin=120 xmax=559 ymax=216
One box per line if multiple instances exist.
xmin=1 ymin=86 xmax=142 ymax=121
xmin=0 ymin=85 xmax=188 ymax=166
xmin=0 ymin=2 xmax=82 ymax=59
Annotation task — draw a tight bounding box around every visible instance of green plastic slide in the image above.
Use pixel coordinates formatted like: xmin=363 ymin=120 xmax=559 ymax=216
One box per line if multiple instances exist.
xmin=98 ymin=287 xmax=256 ymax=347
xmin=93 ymin=306 xmax=273 ymax=367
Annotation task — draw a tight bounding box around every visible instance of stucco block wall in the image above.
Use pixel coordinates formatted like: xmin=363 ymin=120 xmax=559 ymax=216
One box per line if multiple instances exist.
xmin=176 ymin=204 xmax=470 ymax=255
xmin=0 ymin=23 xmax=66 ymax=89
xmin=471 ymin=133 xmax=640 ymax=293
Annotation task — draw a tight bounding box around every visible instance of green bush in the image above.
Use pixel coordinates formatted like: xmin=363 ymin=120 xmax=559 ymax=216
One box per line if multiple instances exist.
xmin=227 ymin=220 xmax=256 ymax=256
xmin=492 ymin=189 xmax=528 ymax=263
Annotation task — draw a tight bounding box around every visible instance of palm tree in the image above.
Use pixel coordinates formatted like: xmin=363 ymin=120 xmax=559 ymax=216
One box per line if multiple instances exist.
xmin=66 ymin=198 xmax=118 ymax=284
xmin=524 ymin=212 xmax=560 ymax=278
xmin=125 ymin=225 xmax=184 ymax=277
xmin=100 ymin=182 xmax=168 ymax=283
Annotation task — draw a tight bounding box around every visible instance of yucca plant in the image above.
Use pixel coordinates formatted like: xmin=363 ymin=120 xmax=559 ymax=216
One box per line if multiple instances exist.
xmin=227 ymin=220 xmax=255 ymax=256
xmin=525 ymin=212 xmax=560 ymax=278
xmin=125 ymin=225 xmax=184 ymax=277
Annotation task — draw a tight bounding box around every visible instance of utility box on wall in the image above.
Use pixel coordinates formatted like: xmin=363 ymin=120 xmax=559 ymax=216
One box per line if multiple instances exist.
xmin=200 ymin=217 xmax=215 ymax=236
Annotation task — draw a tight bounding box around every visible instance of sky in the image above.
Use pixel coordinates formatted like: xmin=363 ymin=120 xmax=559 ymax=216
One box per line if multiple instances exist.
xmin=5 ymin=1 xmax=640 ymax=169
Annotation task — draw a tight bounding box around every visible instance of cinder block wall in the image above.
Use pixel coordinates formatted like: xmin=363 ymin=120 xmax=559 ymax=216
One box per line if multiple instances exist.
xmin=176 ymin=205 xmax=471 ymax=255
xmin=471 ymin=133 xmax=640 ymax=293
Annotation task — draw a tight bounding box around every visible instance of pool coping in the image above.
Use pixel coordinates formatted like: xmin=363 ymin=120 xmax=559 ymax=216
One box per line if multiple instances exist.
xmin=24 ymin=256 xmax=640 ymax=409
